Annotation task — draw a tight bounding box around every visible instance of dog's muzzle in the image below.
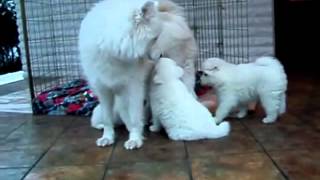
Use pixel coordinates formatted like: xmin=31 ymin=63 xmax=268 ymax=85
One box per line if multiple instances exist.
xmin=194 ymin=71 xmax=204 ymax=92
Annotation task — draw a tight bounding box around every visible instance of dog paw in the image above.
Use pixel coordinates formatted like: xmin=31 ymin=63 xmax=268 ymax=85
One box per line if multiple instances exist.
xmin=96 ymin=137 xmax=114 ymax=147
xmin=149 ymin=125 xmax=161 ymax=132
xmin=212 ymin=116 xmax=223 ymax=124
xmin=262 ymin=118 xmax=276 ymax=124
xmin=149 ymin=48 xmax=162 ymax=61
xmin=124 ymin=138 xmax=143 ymax=150
xmin=92 ymin=123 xmax=104 ymax=130
xmin=236 ymin=111 xmax=247 ymax=119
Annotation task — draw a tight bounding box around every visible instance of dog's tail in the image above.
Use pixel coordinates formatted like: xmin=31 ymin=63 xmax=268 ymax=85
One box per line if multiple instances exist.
xmin=254 ymin=56 xmax=283 ymax=68
xmin=207 ymin=121 xmax=230 ymax=139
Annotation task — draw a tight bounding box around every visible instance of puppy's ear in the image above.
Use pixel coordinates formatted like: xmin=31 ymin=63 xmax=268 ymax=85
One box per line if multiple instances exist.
xmin=153 ymin=74 xmax=163 ymax=84
xmin=141 ymin=1 xmax=158 ymax=20
xmin=175 ymin=66 xmax=184 ymax=78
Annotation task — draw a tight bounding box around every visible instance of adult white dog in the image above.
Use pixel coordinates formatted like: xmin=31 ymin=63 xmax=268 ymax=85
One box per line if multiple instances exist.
xmin=149 ymin=58 xmax=230 ymax=140
xmin=79 ymin=0 xmax=163 ymax=150
xmin=200 ymin=56 xmax=287 ymax=124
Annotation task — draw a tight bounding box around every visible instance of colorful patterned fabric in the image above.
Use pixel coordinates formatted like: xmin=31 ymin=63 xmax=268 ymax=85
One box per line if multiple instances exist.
xmin=33 ymin=79 xmax=98 ymax=116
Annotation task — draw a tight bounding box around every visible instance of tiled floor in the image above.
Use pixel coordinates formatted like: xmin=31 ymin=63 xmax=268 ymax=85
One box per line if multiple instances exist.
xmin=0 ymin=74 xmax=320 ymax=180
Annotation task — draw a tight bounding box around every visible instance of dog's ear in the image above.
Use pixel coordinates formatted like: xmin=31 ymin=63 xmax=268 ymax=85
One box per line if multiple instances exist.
xmin=141 ymin=1 xmax=158 ymax=20
xmin=153 ymin=74 xmax=163 ymax=84
xmin=175 ymin=66 xmax=184 ymax=78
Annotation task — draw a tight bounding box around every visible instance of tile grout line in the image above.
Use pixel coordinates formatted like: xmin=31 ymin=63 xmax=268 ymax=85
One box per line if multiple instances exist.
xmin=184 ymin=141 xmax=194 ymax=180
xmin=240 ymin=121 xmax=289 ymax=180
xmin=1 ymin=119 xmax=28 ymax=140
xmin=20 ymin=119 xmax=76 ymax=180
xmin=101 ymin=138 xmax=117 ymax=180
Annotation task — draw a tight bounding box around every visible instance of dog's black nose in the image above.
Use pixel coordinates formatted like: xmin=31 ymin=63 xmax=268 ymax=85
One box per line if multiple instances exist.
xmin=197 ymin=71 xmax=204 ymax=76
xmin=195 ymin=71 xmax=204 ymax=93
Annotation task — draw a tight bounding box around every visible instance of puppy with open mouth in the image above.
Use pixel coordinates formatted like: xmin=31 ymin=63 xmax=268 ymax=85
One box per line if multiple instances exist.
xmin=200 ymin=56 xmax=287 ymax=124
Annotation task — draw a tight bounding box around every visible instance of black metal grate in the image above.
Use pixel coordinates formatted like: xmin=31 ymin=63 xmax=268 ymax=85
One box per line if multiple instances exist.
xmin=17 ymin=0 xmax=249 ymax=102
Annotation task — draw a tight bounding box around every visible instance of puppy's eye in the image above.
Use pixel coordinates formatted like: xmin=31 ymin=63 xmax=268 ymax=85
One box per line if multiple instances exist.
xmin=203 ymin=73 xmax=208 ymax=77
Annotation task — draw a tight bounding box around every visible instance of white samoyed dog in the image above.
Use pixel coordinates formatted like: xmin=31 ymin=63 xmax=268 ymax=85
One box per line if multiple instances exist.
xmin=149 ymin=58 xmax=230 ymax=140
xmin=200 ymin=56 xmax=287 ymax=124
xmin=79 ymin=0 xmax=163 ymax=150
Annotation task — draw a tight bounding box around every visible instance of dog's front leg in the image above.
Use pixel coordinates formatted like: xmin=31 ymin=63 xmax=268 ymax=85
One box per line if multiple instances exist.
xmin=120 ymin=83 xmax=145 ymax=150
xmin=214 ymin=99 xmax=237 ymax=124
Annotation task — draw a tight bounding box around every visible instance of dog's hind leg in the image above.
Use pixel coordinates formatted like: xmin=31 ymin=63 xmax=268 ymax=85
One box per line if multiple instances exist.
xmin=236 ymin=106 xmax=248 ymax=119
xmin=260 ymin=92 xmax=282 ymax=123
xmin=279 ymin=93 xmax=286 ymax=115
xmin=93 ymin=85 xmax=115 ymax=147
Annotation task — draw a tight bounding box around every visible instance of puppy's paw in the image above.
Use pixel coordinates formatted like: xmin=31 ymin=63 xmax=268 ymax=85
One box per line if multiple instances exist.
xmin=92 ymin=123 xmax=104 ymax=130
xmin=212 ymin=116 xmax=223 ymax=124
xmin=236 ymin=111 xmax=247 ymax=119
xmin=124 ymin=138 xmax=143 ymax=150
xmin=149 ymin=125 xmax=161 ymax=132
xmin=96 ymin=137 xmax=114 ymax=147
xmin=149 ymin=48 xmax=162 ymax=61
xmin=262 ymin=118 xmax=276 ymax=124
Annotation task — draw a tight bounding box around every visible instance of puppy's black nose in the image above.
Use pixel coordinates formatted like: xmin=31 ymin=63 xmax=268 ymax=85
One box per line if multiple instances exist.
xmin=197 ymin=71 xmax=204 ymax=76
xmin=195 ymin=71 xmax=204 ymax=93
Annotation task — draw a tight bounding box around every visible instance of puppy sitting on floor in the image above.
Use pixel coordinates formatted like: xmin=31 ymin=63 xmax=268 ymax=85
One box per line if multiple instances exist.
xmin=200 ymin=56 xmax=287 ymax=124
xmin=149 ymin=58 xmax=230 ymax=141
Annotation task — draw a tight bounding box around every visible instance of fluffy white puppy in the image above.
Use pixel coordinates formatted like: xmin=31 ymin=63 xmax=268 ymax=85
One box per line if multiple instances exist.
xmin=149 ymin=58 xmax=230 ymax=140
xmin=79 ymin=0 xmax=161 ymax=150
xmin=200 ymin=56 xmax=287 ymax=124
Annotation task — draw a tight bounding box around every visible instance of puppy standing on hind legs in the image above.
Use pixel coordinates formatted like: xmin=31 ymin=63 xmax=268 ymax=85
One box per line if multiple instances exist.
xmin=200 ymin=56 xmax=287 ymax=124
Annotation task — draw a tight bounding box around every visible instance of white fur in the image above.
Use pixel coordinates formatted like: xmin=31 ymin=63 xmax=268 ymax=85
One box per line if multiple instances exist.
xmin=200 ymin=56 xmax=288 ymax=124
xmin=79 ymin=0 xmax=160 ymax=150
xmin=149 ymin=58 xmax=230 ymax=140
xmin=149 ymin=1 xmax=198 ymax=96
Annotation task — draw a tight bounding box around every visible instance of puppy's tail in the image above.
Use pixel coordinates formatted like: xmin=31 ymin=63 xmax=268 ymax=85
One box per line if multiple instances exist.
xmin=207 ymin=121 xmax=230 ymax=139
xmin=254 ymin=56 xmax=283 ymax=68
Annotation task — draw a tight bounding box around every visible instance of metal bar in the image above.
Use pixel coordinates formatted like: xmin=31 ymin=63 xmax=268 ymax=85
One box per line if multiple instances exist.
xmin=19 ymin=0 xmax=36 ymax=106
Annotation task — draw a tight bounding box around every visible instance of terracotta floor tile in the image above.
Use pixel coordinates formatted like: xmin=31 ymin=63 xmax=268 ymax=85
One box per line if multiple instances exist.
xmin=24 ymin=165 xmax=104 ymax=180
xmin=270 ymin=149 xmax=320 ymax=180
xmin=105 ymin=161 xmax=190 ymax=180
xmin=112 ymin=128 xmax=186 ymax=163
xmin=0 ymin=115 xmax=73 ymax=150
xmin=62 ymin=117 xmax=101 ymax=139
xmin=0 ymin=115 xmax=27 ymax=139
xmin=242 ymin=113 xmax=304 ymax=129
xmin=191 ymin=153 xmax=285 ymax=180
xmin=37 ymin=138 xmax=113 ymax=167
xmin=186 ymin=130 xmax=261 ymax=158
xmin=248 ymin=124 xmax=320 ymax=151
xmin=0 ymin=168 xmax=29 ymax=180
xmin=0 ymin=146 xmax=45 ymax=168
